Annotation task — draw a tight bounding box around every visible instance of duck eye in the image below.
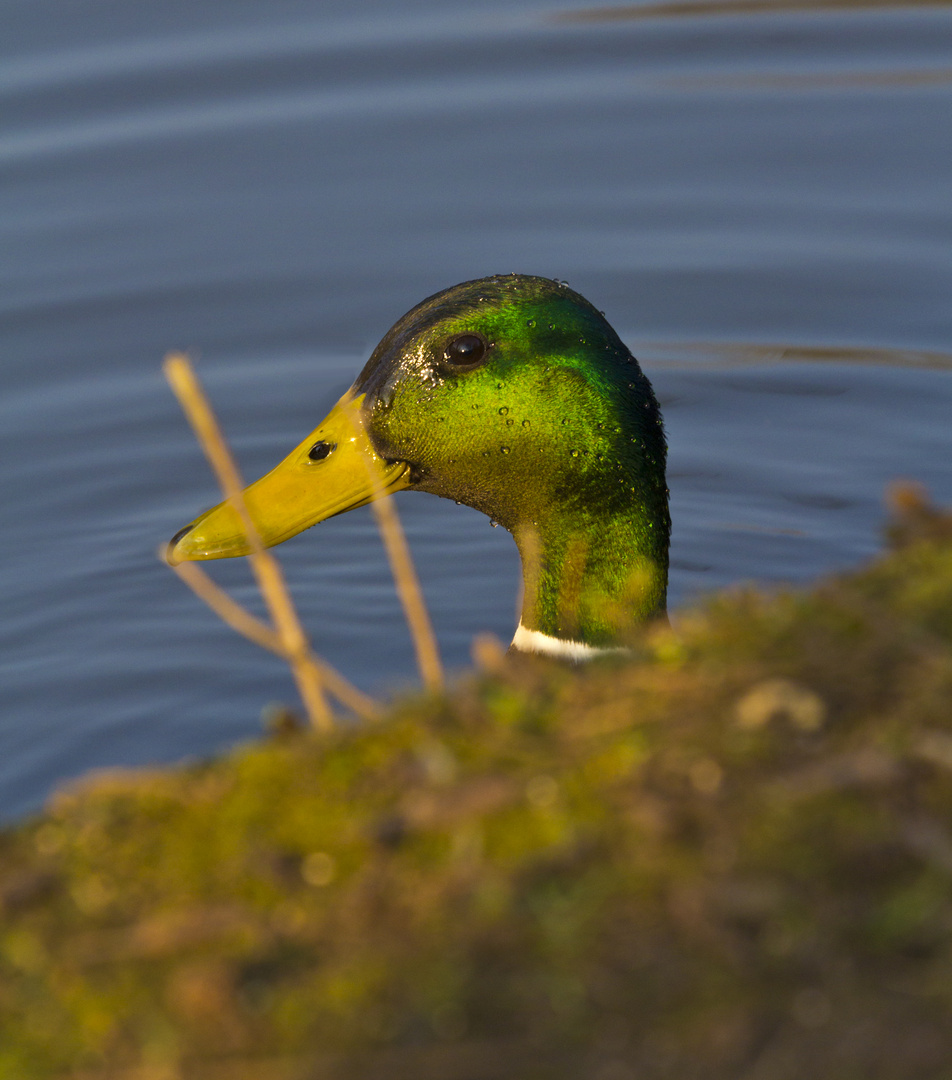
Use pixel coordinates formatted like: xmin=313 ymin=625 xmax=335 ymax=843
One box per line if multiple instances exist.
xmin=443 ymin=333 xmax=488 ymax=368
xmin=308 ymin=440 xmax=336 ymax=461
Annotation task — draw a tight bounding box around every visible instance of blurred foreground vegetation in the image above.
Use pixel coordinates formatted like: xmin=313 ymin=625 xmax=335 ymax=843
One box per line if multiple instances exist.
xmin=3 ymin=492 xmax=952 ymax=1080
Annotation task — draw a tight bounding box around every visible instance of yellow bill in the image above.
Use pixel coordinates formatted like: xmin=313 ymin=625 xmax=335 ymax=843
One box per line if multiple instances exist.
xmin=167 ymin=390 xmax=411 ymax=565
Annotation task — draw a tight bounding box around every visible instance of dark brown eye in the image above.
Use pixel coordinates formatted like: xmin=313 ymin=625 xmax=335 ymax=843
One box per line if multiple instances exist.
xmin=443 ymin=333 xmax=488 ymax=368
xmin=308 ymin=440 xmax=336 ymax=461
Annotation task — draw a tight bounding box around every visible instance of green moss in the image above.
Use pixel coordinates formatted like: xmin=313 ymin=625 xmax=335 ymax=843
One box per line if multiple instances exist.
xmin=3 ymin=507 xmax=952 ymax=1078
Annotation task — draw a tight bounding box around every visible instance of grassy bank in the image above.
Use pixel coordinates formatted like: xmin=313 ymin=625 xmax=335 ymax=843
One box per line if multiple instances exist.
xmin=2 ymin=496 xmax=952 ymax=1080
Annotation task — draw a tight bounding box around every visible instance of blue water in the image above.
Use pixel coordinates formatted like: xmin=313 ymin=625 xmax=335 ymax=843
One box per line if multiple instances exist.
xmin=2 ymin=0 xmax=951 ymax=820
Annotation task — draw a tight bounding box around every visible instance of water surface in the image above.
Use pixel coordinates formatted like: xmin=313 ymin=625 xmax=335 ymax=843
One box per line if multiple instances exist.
xmin=2 ymin=0 xmax=950 ymax=819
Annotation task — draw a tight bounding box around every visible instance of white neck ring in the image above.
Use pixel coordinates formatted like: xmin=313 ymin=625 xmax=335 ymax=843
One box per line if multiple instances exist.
xmin=510 ymin=623 xmax=628 ymax=661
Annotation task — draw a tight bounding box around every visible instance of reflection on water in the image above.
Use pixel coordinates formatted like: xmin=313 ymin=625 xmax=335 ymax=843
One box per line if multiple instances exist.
xmin=669 ymin=68 xmax=950 ymax=89
xmin=667 ymin=68 xmax=952 ymax=89
xmin=639 ymin=341 xmax=952 ymax=369
xmin=559 ymin=0 xmax=952 ymax=21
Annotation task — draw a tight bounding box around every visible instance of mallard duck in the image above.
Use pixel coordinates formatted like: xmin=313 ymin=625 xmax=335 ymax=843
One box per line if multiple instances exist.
xmin=168 ymin=275 xmax=669 ymax=657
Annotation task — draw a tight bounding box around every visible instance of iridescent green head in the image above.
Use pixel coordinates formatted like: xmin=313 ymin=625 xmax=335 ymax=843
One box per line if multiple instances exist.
xmin=169 ymin=275 xmax=669 ymax=653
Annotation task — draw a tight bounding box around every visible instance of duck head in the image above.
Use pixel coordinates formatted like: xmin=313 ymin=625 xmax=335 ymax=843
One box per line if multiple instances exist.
xmin=168 ymin=275 xmax=669 ymax=653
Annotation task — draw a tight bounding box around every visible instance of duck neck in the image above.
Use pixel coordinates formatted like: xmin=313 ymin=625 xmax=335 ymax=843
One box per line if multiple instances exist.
xmin=511 ymin=497 xmax=667 ymax=652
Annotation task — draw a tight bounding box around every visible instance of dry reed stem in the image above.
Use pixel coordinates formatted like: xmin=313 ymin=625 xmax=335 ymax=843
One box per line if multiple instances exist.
xmin=369 ymin=495 xmax=444 ymax=693
xmin=341 ymin=411 xmax=444 ymax=693
xmin=164 ymin=353 xmax=333 ymax=731
xmin=168 ymin=557 xmax=284 ymax=654
xmin=166 ymin=557 xmax=381 ymax=722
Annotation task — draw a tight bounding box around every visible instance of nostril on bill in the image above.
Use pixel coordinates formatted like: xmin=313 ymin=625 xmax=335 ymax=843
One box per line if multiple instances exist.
xmin=308 ymin=440 xmax=336 ymax=461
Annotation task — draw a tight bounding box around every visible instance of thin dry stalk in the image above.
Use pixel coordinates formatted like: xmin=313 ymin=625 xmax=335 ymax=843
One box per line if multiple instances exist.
xmin=368 ymin=494 xmax=444 ymax=692
xmin=168 ymin=557 xmax=284 ymax=654
xmin=336 ymin=408 xmax=443 ymax=692
xmin=166 ymin=556 xmax=381 ymax=722
xmin=164 ymin=353 xmax=333 ymax=731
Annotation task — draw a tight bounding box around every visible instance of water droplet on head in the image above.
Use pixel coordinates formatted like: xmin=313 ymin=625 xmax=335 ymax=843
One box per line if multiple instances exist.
xmin=570 ymin=449 xmax=580 ymax=458
xmin=548 ymin=324 xmax=555 ymax=330
xmin=522 ymin=419 xmax=531 ymax=428
xmin=526 ymin=318 xmax=536 ymax=328
xmin=498 ymin=406 xmax=508 ymax=415
xmin=506 ymin=418 xmax=514 ymax=426
xmin=496 ymin=382 xmax=505 ymax=390
xmin=561 ymin=418 xmax=569 ymax=426
xmin=500 ymin=446 xmax=511 ymax=454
